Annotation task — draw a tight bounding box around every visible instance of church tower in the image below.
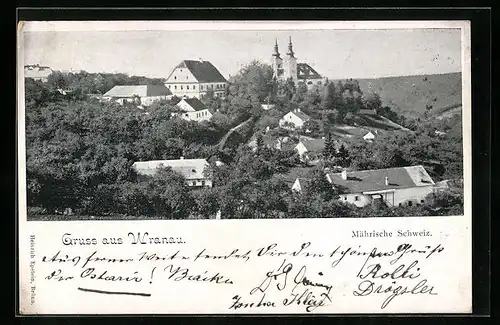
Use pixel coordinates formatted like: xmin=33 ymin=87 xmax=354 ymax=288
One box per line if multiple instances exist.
xmin=271 ymin=39 xmax=283 ymax=80
xmin=283 ymin=36 xmax=298 ymax=83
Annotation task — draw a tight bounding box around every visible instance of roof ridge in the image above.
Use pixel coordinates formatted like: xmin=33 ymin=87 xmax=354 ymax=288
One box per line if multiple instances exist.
xmin=329 ymin=165 xmax=424 ymax=175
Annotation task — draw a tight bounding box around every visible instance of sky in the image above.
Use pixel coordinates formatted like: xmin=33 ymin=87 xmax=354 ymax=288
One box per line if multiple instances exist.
xmin=22 ymin=24 xmax=462 ymax=80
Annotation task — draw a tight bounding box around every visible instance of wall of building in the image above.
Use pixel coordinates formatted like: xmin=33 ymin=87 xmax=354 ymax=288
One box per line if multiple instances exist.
xmin=392 ymin=186 xmax=435 ymax=207
xmin=165 ymin=83 xmax=201 ymax=98
xmin=338 ymin=185 xmax=435 ymax=208
xmin=280 ymin=113 xmax=305 ymax=129
xmin=141 ymin=95 xmax=170 ymax=106
xmin=186 ymin=179 xmax=213 ymax=188
xmin=338 ymin=193 xmax=373 ymax=207
xmin=180 ymin=109 xmax=212 ymax=122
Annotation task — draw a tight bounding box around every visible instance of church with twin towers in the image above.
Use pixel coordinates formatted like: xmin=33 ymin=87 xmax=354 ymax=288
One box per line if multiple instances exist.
xmin=271 ymin=37 xmax=325 ymax=86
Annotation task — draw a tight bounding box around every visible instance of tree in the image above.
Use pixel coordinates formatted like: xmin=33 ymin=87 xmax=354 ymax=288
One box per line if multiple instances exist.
xmin=323 ymin=132 xmax=336 ymax=160
xmin=337 ymin=144 xmax=350 ymax=167
xmin=303 ymin=119 xmax=321 ymax=136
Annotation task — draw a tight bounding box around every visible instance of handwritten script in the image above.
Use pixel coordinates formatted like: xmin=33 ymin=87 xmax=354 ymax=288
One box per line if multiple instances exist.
xmin=33 ymin=232 xmax=445 ymax=312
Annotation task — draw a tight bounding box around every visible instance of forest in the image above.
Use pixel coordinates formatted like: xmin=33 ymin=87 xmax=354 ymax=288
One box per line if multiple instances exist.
xmin=24 ymin=61 xmax=464 ymax=220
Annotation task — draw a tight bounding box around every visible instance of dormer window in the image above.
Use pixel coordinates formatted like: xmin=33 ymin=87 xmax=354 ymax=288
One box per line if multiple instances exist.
xmin=174 ymin=76 xmax=177 ymax=80
xmin=191 ymin=169 xmax=196 ymax=173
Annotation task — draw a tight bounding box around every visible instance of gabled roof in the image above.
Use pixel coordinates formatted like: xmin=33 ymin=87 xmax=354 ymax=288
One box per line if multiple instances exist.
xmin=178 ymin=97 xmax=208 ymax=112
xmin=103 ymin=85 xmax=172 ymax=98
xmin=277 ymin=167 xmax=313 ymax=185
xmin=132 ymin=159 xmax=210 ymax=180
xmin=297 ymin=63 xmax=322 ymax=80
xmin=326 ymin=165 xmax=434 ymax=194
xmin=170 ymin=60 xmax=227 ymax=83
xmin=285 ymin=110 xmax=311 ymax=122
xmin=297 ymin=138 xmax=325 ymax=152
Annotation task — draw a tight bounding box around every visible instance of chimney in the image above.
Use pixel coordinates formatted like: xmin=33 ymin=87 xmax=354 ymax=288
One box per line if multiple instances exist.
xmin=199 ymin=58 xmax=203 ymax=62
xmin=341 ymin=170 xmax=347 ymax=180
xmin=385 ymin=176 xmax=389 ymax=186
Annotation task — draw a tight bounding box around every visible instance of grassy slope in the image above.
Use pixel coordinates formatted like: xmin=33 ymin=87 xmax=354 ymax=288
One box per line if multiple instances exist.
xmin=338 ymin=72 xmax=462 ymax=118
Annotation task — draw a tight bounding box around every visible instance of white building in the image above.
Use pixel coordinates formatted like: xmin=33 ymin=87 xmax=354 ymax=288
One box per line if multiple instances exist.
xmin=279 ymin=109 xmax=311 ymax=129
xmin=363 ymin=131 xmax=376 ymax=142
xmin=295 ymin=137 xmax=325 ymax=160
xmin=325 ymin=165 xmax=435 ymax=208
xmin=132 ymin=158 xmax=212 ymax=188
xmin=102 ymin=85 xmax=172 ymax=106
xmin=24 ymin=64 xmax=53 ymax=82
xmin=173 ymin=97 xmax=212 ymax=122
xmin=164 ymin=60 xmax=228 ymax=99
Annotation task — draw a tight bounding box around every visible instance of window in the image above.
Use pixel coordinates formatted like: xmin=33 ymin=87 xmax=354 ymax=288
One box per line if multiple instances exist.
xmin=408 ymin=201 xmax=413 ymax=206
xmin=354 ymin=196 xmax=360 ymax=201
xmin=192 ymin=181 xmax=196 ymax=186
xmin=344 ymin=197 xmax=347 ymax=201
xmin=223 ymin=84 xmax=226 ymax=88
xmin=420 ymin=200 xmax=425 ymax=204
xmin=200 ymin=85 xmax=203 ymax=90
xmin=181 ymin=85 xmax=183 ymax=90
xmin=192 ymin=169 xmax=196 ymax=173
xmin=174 ymin=85 xmax=177 ymax=90
xmin=187 ymin=85 xmax=189 ymax=90
xmin=201 ymin=181 xmax=205 ymax=186
xmin=186 ymin=76 xmax=188 ymax=79
xmin=167 ymin=85 xmax=170 ymax=88
xmin=193 ymin=85 xmax=196 ymax=89
xmin=211 ymin=84 xmax=214 ymax=89
xmin=174 ymin=76 xmax=177 ymax=80
xmin=399 ymin=203 xmax=402 ymax=207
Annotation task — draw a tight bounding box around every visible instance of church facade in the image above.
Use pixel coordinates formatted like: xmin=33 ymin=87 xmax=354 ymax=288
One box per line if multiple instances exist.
xmin=271 ymin=37 xmax=325 ymax=87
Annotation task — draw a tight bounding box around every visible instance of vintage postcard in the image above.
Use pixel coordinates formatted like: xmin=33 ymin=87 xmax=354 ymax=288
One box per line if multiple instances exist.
xmin=17 ymin=20 xmax=471 ymax=314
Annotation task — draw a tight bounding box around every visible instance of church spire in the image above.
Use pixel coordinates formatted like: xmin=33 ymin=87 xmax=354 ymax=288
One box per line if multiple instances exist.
xmin=287 ymin=36 xmax=295 ymax=57
xmin=272 ymin=38 xmax=280 ymax=57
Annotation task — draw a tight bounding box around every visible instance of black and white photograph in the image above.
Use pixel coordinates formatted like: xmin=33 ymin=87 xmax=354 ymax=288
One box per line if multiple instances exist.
xmin=22 ymin=22 xmax=465 ymax=221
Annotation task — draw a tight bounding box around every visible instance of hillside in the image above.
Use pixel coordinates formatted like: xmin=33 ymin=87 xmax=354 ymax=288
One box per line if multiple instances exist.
xmin=342 ymin=72 xmax=462 ymax=118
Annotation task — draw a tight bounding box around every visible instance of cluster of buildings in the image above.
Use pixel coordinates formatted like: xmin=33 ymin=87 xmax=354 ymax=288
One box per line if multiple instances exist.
xmin=289 ymin=165 xmax=436 ymax=208
xmin=25 ymin=39 xmax=443 ymax=213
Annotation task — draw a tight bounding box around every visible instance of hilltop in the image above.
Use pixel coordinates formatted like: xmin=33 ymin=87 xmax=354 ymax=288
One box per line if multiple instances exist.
xmin=336 ymin=72 xmax=462 ymax=118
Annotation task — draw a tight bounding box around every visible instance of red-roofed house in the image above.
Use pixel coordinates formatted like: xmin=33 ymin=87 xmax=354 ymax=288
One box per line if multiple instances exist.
xmin=164 ymin=60 xmax=228 ymax=99
xmin=326 ymin=165 xmax=435 ymax=207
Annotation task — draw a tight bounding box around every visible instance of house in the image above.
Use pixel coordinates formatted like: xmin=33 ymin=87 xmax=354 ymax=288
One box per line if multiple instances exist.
xmin=261 ymin=104 xmax=275 ymax=110
xmin=24 ymin=64 xmax=53 ymax=82
xmin=164 ymin=59 xmax=228 ymax=99
xmin=363 ymin=131 xmax=376 ymax=142
xmin=277 ymin=167 xmax=313 ymax=190
xmin=172 ymin=97 xmax=212 ymax=122
xmin=295 ymin=138 xmax=325 ymax=161
xmin=132 ymin=158 xmax=212 ymax=188
xmin=102 ymin=85 xmax=172 ymax=106
xmin=279 ymin=109 xmax=311 ymax=129
xmin=325 ymin=165 xmax=435 ymax=207
xmin=292 ymin=178 xmax=311 ymax=193
xmin=271 ymin=37 xmax=325 ymax=86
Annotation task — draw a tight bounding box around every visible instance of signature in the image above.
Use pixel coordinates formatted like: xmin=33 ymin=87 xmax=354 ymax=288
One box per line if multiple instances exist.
xmin=230 ymin=259 xmax=333 ymax=312
xmin=353 ymin=260 xmax=437 ymax=309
